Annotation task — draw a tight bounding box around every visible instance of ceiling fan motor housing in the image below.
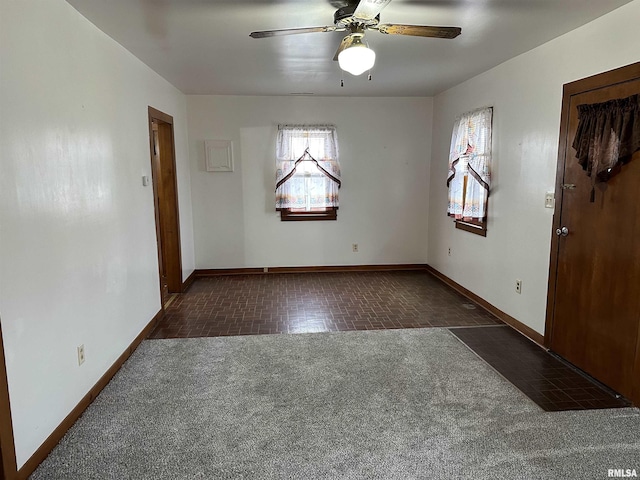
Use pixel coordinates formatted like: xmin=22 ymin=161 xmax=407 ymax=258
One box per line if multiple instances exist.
xmin=334 ymin=5 xmax=380 ymax=29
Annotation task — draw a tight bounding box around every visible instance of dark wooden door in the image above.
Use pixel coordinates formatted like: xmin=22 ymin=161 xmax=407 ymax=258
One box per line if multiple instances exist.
xmin=547 ymin=64 xmax=640 ymax=402
xmin=151 ymin=121 xmax=170 ymax=306
xmin=155 ymin=122 xmax=182 ymax=294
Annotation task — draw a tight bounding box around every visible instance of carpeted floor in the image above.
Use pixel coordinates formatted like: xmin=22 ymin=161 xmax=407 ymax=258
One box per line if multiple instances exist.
xmin=31 ymin=329 xmax=640 ymax=479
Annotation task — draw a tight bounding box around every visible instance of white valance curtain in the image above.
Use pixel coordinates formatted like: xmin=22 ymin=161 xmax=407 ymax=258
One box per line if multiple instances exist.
xmin=447 ymin=107 xmax=493 ymax=221
xmin=275 ymin=125 xmax=341 ymax=210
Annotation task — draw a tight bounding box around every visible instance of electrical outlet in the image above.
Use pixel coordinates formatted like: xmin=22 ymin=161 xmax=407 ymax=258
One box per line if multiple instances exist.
xmin=352 ymin=243 xmax=358 ymax=253
xmin=448 ymin=248 xmax=451 ymax=256
xmin=515 ymin=279 xmax=522 ymax=294
xmin=77 ymin=345 xmax=85 ymax=366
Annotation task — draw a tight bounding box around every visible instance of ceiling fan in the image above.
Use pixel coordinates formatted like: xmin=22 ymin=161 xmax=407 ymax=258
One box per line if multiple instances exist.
xmin=250 ymin=0 xmax=462 ymax=76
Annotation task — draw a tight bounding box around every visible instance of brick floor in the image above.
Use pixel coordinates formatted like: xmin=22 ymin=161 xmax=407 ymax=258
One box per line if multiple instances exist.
xmin=148 ymin=271 xmax=502 ymax=339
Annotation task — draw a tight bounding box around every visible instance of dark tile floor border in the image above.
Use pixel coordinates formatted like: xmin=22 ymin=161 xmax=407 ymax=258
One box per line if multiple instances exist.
xmin=450 ymin=325 xmax=630 ymax=411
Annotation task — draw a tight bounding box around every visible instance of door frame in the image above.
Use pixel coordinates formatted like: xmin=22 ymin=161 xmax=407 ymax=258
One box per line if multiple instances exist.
xmin=544 ymin=61 xmax=640 ymax=404
xmin=147 ymin=107 xmax=183 ymax=297
xmin=0 ymin=321 xmax=18 ymax=480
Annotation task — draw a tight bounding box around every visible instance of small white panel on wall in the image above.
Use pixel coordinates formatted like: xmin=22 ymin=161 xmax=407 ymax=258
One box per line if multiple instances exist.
xmin=205 ymin=140 xmax=234 ymax=172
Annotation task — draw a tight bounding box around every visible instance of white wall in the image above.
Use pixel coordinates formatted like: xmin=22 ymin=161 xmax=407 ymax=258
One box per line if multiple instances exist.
xmin=187 ymin=96 xmax=432 ymax=268
xmin=428 ymin=0 xmax=640 ymax=335
xmin=0 ymin=0 xmax=194 ymax=467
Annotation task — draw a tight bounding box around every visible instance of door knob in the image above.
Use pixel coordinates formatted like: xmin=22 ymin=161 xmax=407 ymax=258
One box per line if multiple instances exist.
xmin=555 ymin=226 xmax=569 ymax=237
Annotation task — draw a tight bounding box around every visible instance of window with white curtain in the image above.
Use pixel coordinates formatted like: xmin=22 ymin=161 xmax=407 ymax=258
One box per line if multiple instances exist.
xmin=275 ymin=125 xmax=341 ymax=221
xmin=446 ymin=107 xmax=493 ymax=236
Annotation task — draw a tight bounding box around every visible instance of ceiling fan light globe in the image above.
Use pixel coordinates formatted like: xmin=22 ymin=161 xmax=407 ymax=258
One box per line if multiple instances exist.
xmin=338 ymin=45 xmax=376 ymax=76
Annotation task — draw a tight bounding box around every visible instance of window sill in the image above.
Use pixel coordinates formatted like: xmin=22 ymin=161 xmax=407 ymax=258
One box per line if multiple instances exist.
xmin=279 ymin=208 xmax=337 ymax=222
xmin=455 ymin=220 xmax=487 ymax=237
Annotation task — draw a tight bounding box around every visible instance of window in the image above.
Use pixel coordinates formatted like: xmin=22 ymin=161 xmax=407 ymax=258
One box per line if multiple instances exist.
xmin=446 ymin=107 xmax=493 ymax=236
xmin=275 ymin=125 xmax=341 ymax=221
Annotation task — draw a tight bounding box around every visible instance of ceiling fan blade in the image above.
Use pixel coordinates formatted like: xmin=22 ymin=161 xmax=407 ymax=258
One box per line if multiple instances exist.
xmin=250 ymin=26 xmax=337 ymax=39
xmin=352 ymin=0 xmax=393 ymax=21
xmin=376 ymin=24 xmax=462 ymax=39
xmin=333 ymin=35 xmax=355 ymax=61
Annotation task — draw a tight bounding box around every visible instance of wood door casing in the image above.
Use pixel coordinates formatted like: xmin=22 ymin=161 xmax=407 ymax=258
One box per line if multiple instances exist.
xmin=0 ymin=322 xmax=17 ymax=480
xmin=148 ymin=107 xmax=183 ymax=304
xmin=546 ymin=63 xmax=640 ymax=403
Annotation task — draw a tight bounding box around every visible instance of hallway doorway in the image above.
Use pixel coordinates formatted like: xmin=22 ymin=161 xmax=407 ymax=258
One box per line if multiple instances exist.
xmin=148 ymin=107 xmax=183 ymax=306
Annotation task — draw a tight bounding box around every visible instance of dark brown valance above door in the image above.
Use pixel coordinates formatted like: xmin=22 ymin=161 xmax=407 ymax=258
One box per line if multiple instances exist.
xmin=572 ymin=93 xmax=640 ymax=200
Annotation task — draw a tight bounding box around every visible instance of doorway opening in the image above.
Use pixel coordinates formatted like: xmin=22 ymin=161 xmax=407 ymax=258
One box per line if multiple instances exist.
xmin=148 ymin=107 xmax=183 ymax=307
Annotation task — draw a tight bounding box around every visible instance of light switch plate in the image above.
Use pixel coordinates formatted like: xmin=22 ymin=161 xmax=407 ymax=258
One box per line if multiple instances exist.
xmin=545 ymin=191 xmax=555 ymax=209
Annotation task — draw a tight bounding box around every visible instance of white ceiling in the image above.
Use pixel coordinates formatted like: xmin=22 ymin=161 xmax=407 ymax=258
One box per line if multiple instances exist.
xmin=66 ymin=0 xmax=632 ymax=97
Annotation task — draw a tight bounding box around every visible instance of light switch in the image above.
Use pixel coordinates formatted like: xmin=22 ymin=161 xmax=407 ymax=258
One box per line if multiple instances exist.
xmin=142 ymin=175 xmax=150 ymax=187
xmin=545 ymin=191 xmax=555 ymax=209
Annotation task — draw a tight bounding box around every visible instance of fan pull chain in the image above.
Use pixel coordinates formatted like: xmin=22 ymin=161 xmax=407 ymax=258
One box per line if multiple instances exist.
xmin=368 ymin=72 xmax=372 ymax=81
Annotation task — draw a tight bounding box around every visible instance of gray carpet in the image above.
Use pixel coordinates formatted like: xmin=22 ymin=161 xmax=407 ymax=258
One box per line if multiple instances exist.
xmin=31 ymin=329 xmax=640 ymax=479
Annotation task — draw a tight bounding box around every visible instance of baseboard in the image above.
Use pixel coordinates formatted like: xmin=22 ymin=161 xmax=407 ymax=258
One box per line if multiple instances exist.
xmin=196 ymin=267 xmax=264 ymax=276
xmin=195 ymin=264 xmax=429 ymax=276
xmin=182 ymin=270 xmax=196 ymax=292
xmin=425 ymin=265 xmax=545 ymax=346
xmin=17 ymin=309 xmax=164 ymax=480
